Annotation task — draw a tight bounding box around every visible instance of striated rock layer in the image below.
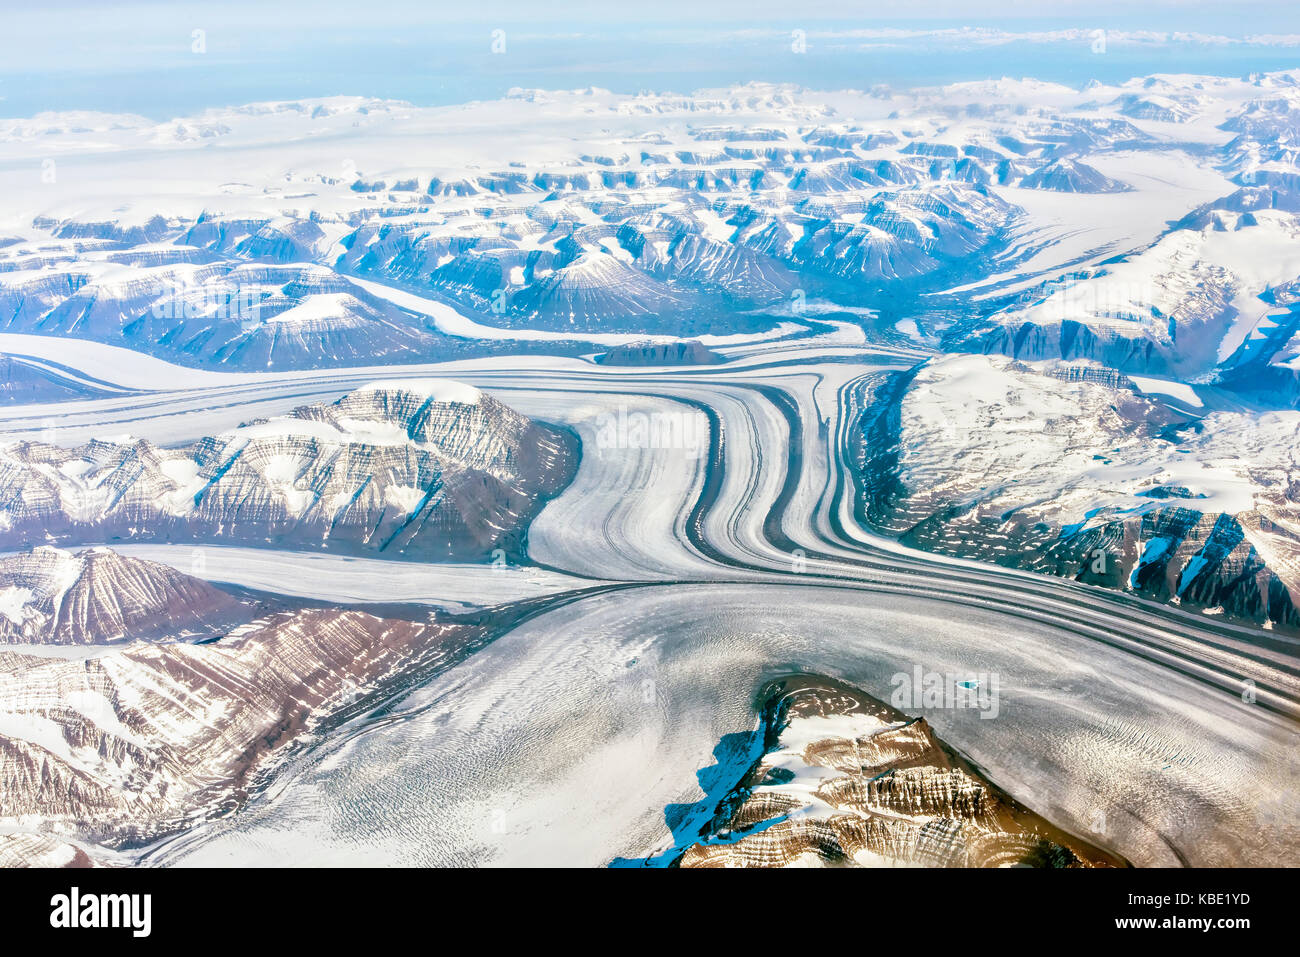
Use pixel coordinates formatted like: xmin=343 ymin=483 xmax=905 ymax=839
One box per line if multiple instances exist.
xmin=0 ymin=381 xmax=577 ymax=561
xmin=0 ymin=832 xmax=96 ymax=868
xmin=0 ymin=546 xmax=258 ymax=645
xmin=0 ymin=606 xmax=487 ymax=853
xmin=679 ymin=676 xmax=1125 ymax=868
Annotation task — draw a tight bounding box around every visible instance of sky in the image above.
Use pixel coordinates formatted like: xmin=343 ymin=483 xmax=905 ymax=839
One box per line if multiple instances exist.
xmin=3 ymin=1 xmax=1300 ymax=118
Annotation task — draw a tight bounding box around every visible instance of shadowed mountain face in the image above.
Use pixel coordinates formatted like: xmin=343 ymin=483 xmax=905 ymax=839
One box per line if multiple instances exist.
xmin=594 ymin=339 xmax=723 ymax=367
xmin=0 ymin=546 xmax=259 ymax=644
xmin=0 ymin=261 xmax=471 ymax=371
xmin=678 ymin=676 xmax=1125 ymax=868
xmin=0 ymin=381 xmax=578 ymax=562
xmin=851 ymin=355 xmax=1300 ymax=633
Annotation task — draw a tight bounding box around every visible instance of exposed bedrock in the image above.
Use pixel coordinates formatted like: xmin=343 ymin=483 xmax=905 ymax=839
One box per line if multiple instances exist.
xmin=0 ymin=382 xmax=578 ymax=562
xmin=678 ymin=676 xmax=1125 ymax=868
xmin=850 ymin=355 xmax=1300 ymax=632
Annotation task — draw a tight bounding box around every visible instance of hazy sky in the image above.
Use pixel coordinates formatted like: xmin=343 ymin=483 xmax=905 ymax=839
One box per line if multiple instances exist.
xmin=4 ymin=1 xmax=1299 ymax=117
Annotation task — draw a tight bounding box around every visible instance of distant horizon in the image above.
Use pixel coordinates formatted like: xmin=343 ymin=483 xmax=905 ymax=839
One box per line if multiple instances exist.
xmin=8 ymin=63 xmax=1300 ymax=125
xmin=4 ymin=8 xmax=1300 ymax=119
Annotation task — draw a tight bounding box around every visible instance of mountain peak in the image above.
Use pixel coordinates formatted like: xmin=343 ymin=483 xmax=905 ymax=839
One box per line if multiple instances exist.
xmin=0 ymin=546 xmax=256 ymax=645
xmin=350 ymin=379 xmax=482 ymax=406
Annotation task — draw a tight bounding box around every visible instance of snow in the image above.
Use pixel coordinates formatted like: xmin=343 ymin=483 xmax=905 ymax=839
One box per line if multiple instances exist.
xmin=382 ymin=485 xmax=427 ymax=514
xmin=0 ymin=587 xmax=33 ymax=626
xmin=0 ymin=333 xmax=254 ymax=392
xmin=226 ymin=418 xmax=352 ymax=446
xmin=1126 ymin=375 xmax=1204 ymax=408
xmin=902 ymin=355 xmax=1272 ymax=521
xmin=264 ymin=293 xmax=357 ymax=324
xmin=693 ymin=207 xmax=736 ymax=243
xmin=108 ymin=544 xmax=601 ymax=612
xmin=595 ymin=238 xmax=632 ymax=264
xmin=157 ymin=458 xmax=202 ymax=487
xmin=0 ymin=708 xmax=105 ymax=777
xmin=355 ymin=379 xmax=482 ymax=406
xmin=947 ymin=150 xmax=1237 ymax=300
xmin=45 ymin=550 xmax=86 ymax=622
xmin=774 ymin=712 xmax=896 ymax=751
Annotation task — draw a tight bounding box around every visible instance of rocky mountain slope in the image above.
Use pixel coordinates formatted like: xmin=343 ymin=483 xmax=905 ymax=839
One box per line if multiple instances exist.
xmin=0 ymin=546 xmax=259 ymax=644
xmin=0 ymin=381 xmax=577 ymax=561
xmin=678 ymin=676 xmax=1123 ymax=868
xmin=852 ymin=354 xmax=1300 ymax=632
xmin=0 ymin=605 xmax=487 ymax=856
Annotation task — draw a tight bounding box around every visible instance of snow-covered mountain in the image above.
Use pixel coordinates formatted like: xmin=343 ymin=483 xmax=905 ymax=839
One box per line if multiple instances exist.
xmin=949 ymin=194 xmax=1300 ymax=379
xmin=853 ymin=354 xmax=1300 ymax=630
xmin=6 ymin=74 xmax=1262 ymax=359
xmin=3 ymin=74 xmax=1296 ymax=382
xmin=0 ymin=546 xmax=258 ymax=644
xmin=0 ymin=254 xmax=456 ymax=370
xmin=0 ymin=381 xmax=577 ymax=560
xmin=1018 ymin=158 xmax=1132 ymax=193
xmin=335 ymin=178 xmax=1018 ymax=332
xmin=936 ymin=78 xmax=1300 ymax=394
